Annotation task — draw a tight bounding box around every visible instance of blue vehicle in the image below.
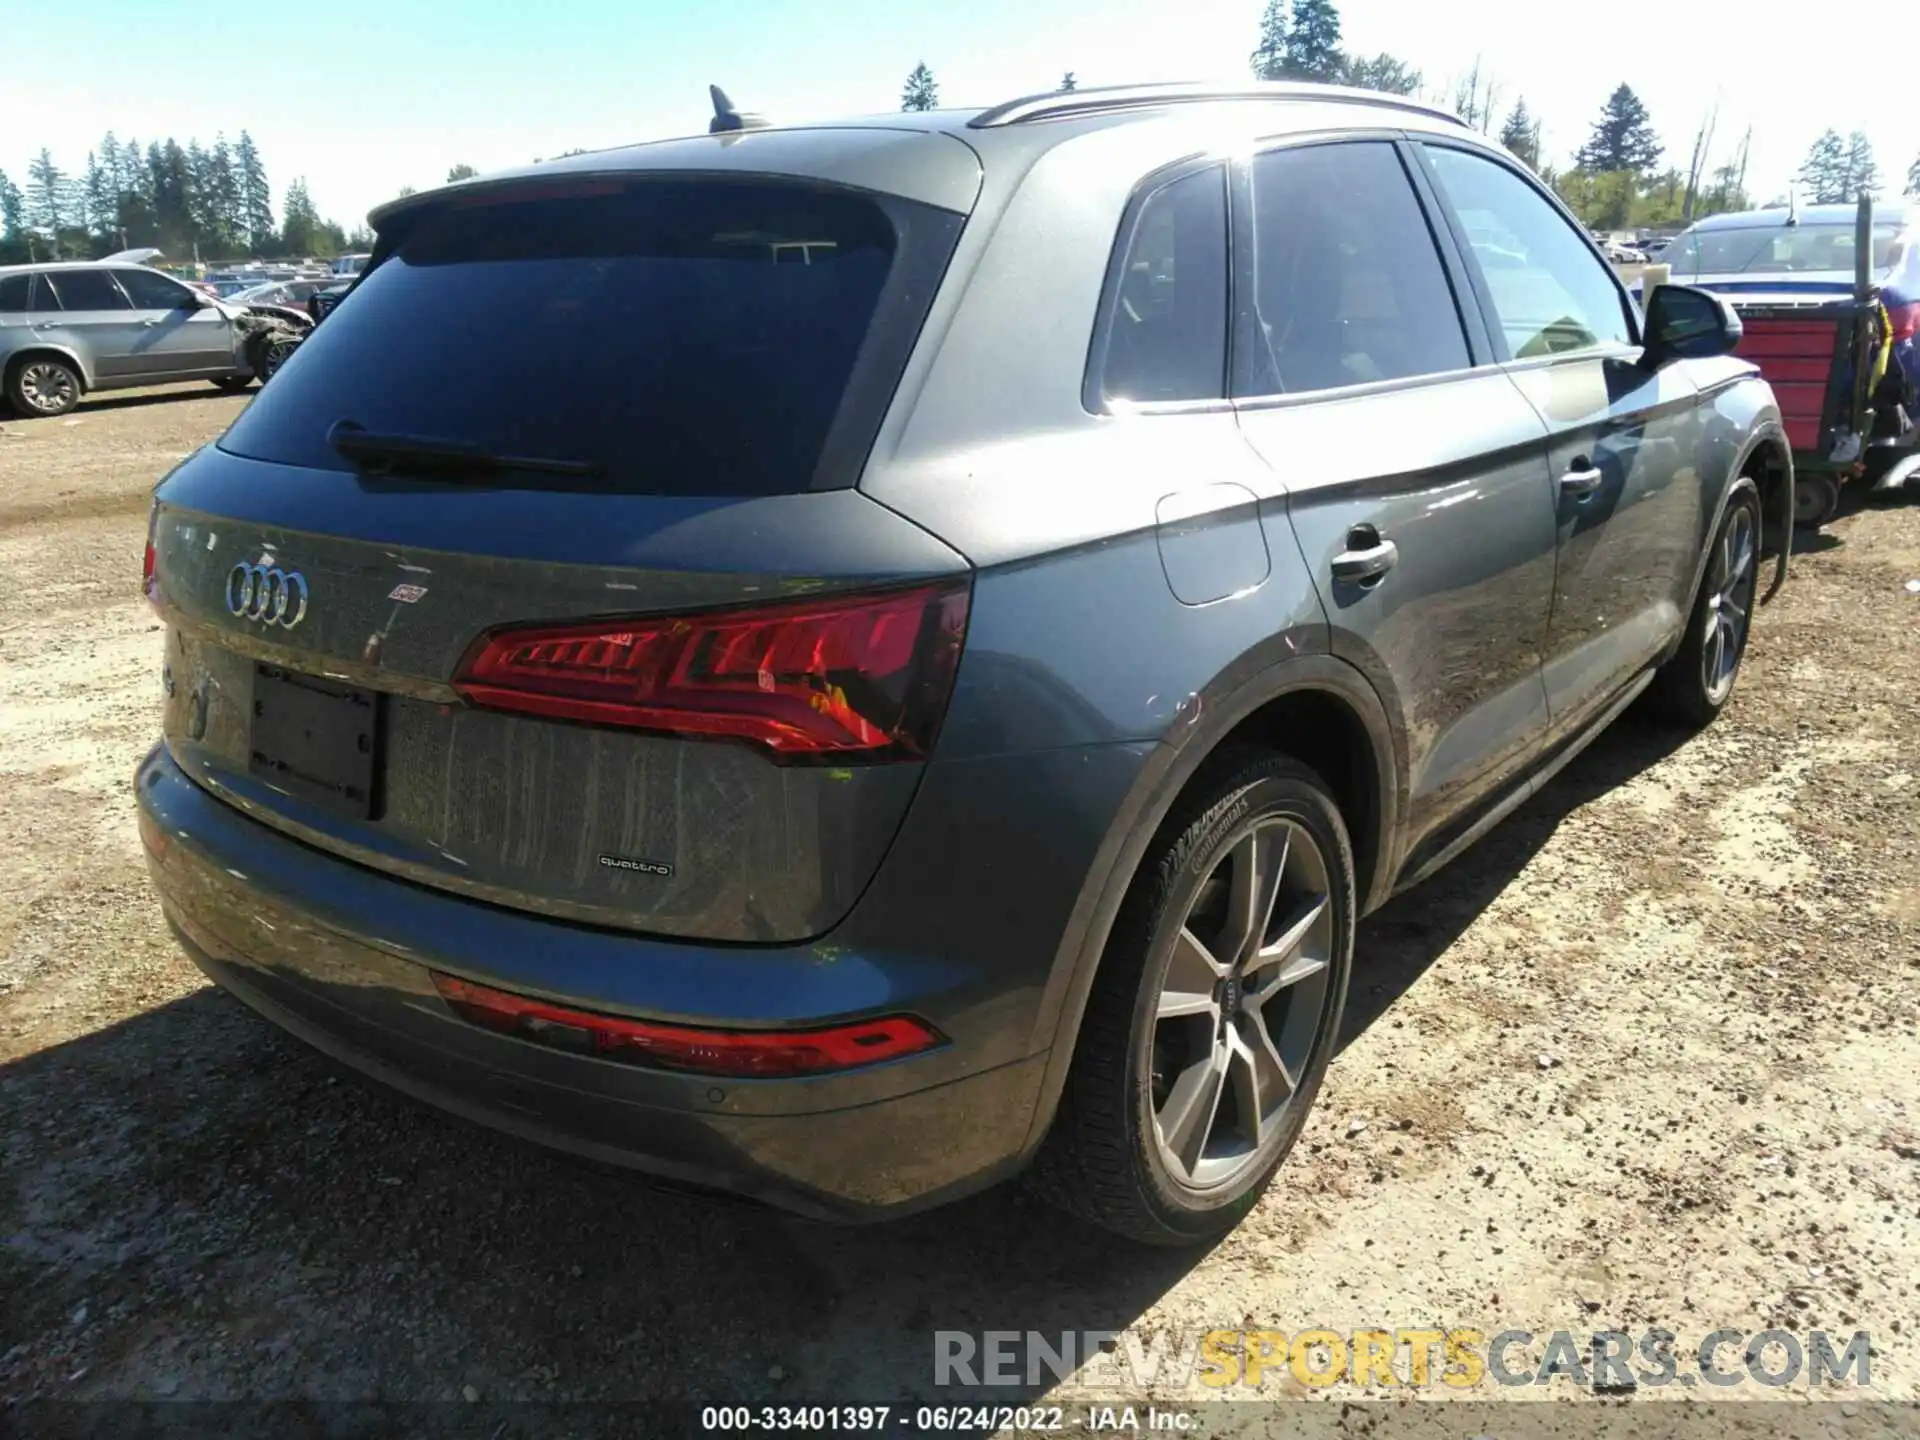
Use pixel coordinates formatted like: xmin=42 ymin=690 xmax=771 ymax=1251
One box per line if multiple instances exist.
xmin=1654 ymin=201 xmax=1920 ymax=524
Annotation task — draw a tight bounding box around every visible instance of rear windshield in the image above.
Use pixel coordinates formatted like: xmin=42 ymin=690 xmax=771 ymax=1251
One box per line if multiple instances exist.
xmin=220 ymin=178 xmax=960 ymax=494
xmin=1667 ymin=222 xmax=1903 ymax=277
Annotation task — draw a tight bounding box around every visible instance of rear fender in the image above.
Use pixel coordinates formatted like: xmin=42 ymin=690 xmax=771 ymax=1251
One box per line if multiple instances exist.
xmin=1019 ymin=652 xmax=1399 ymax=1156
xmin=3 ymin=341 xmax=93 ymax=391
xmin=1668 ymin=408 xmax=1792 ymax=666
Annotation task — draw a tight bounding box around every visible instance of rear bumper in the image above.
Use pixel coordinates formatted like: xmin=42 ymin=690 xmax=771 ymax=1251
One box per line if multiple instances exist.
xmin=136 ymin=743 xmax=1049 ymax=1219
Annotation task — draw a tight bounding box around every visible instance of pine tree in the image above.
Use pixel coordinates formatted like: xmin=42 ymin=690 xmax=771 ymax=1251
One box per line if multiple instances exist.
xmin=1249 ymin=0 xmax=1347 ymax=83
xmin=82 ymin=151 xmax=110 ymax=242
xmin=1798 ymin=129 xmax=1847 ymax=204
xmin=1058 ymin=72 xmax=1077 ymax=93
xmin=1342 ymin=53 xmax=1420 ymax=96
xmin=186 ymin=140 xmax=220 ymax=250
xmin=1837 ymin=131 xmax=1879 ymax=200
xmin=1908 ymin=154 xmax=1920 ymax=198
xmin=900 ymin=62 xmax=939 ymax=112
xmin=1284 ymin=0 xmax=1343 ymax=80
xmin=211 ymin=135 xmax=241 ymax=248
xmin=1249 ymin=0 xmax=1289 ymax=80
xmin=0 ymin=169 xmax=24 ymax=250
xmin=446 ymin=163 xmax=480 ymax=182
xmin=281 ymin=177 xmax=321 ymax=254
xmin=25 ymin=150 xmax=74 ymax=251
xmin=1499 ymin=99 xmax=1541 ymax=170
xmin=235 ymin=130 xmax=273 ymax=254
xmin=149 ymin=140 xmax=193 ymax=252
xmin=111 ymin=136 xmax=155 ymax=250
xmin=1575 ymin=84 xmax=1662 ymax=176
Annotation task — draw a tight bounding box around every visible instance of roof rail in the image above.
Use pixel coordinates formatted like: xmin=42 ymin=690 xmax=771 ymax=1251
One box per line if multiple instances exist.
xmin=968 ymin=80 xmax=1465 ymax=131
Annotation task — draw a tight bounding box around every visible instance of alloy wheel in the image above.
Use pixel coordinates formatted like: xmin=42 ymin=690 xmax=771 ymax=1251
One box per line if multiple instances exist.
xmin=1702 ymin=503 xmax=1757 ymax=704
xmin=19 ymin=362 xmax=77 ymax=415
xmin=1149 ymin=816 xmax=1335 ymax=1191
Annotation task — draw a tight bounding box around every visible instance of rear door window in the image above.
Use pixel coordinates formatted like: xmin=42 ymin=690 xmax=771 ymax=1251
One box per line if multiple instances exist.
xmin=220 ymin=178 xmax=963 ymax=494
xmin=45 ymin=271 xmax=132 ymax=311
xmin=26 ymin=275 xmax=61 ymax=312
xmin=1236 ymin=142 xmax=1472 ymax=396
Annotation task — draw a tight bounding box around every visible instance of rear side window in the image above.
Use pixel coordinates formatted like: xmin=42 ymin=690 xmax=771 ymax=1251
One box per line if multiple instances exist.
xmin=1237 ymin=143 xmax=1470 ymax=396
xmin=0 ymin=274 xmax=28 ymax=311
xmin=1423 ymin=145 xmax=1633 ymax=359
xmin=115 ymin=267 xmax=194 ymax=309
xmin=221 ymin=178 xmax=962 ymax=495
xmin=45 ymin=271 xmax=131 ymax=311
xmin=1092 ymin=167 xmax=1229 ymax=406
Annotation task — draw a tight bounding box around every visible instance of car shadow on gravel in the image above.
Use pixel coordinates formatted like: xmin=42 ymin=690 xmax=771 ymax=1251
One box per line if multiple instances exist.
xmin=0 ymin=976 xmax=1205 ymax=1417
xmin=1340 ymin=708 xmax=1695 ymax=1047
xmin=0 ymin=714 xmax=1699 ymax=1419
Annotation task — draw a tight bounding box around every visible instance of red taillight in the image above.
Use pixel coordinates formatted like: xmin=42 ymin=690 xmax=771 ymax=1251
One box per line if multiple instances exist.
xmin=1889 ymin=301 xmax=1920 ymax=342
xmin=452 ymin=580 xmax=971 ymax=760
xmin=430 ymin=972 xmax=944 ymax=1077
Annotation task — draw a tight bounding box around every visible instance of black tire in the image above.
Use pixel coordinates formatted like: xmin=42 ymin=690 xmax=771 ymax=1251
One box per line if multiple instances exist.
xmin=211 ymin=375 xmax=255 ymax=392
xmin=5 ymin=355 xmax=82 ymax=417
xmin=248 ymin=331 xmax=300 ymax=384
xmin=1793 ymin=472 xmax=1840 ymax=529
xmin=1650 ymin=480 xmax=1763 ymax=729
xmin=1026 ymin=752 xmax=1355 ymax=1246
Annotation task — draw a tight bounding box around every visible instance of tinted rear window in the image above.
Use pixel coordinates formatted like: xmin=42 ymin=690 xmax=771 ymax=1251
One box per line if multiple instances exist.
xmin=47 ymin=271 xmax=131 ymax=310
xmin=221 ymin=178 xmax=959 ymax=494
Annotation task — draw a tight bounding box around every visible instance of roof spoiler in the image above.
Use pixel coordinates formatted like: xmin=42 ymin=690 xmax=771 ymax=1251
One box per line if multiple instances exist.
xmin=709 ymin=85 xmax=770 ymax=134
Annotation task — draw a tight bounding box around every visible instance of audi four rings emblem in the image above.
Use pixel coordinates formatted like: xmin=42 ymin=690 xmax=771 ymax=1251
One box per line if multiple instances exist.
xmin=225 ymin=562 xmax=309 ymax=629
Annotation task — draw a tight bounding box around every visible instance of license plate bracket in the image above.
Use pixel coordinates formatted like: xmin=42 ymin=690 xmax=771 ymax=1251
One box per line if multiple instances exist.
xmin=248 ymin=665 xmax=381 ymax=819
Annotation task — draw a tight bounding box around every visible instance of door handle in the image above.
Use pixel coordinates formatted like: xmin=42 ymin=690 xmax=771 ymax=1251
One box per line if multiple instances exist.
xmin=1560 ymin=459 xmax=1605 ymax=497
xmin=1331 ymin=530 xmax=1399 ymax=583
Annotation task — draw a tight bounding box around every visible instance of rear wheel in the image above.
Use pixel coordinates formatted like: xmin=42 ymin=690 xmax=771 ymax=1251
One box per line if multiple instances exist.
xmin=1793 ymin=472 xmax=1840 ymax=529
xmin=5 ymin=356 xmax=82 ymax=417
xmin=1028 ymin=753 xmax=1354 ymax=1246
xmin=1650 ymin=481 xmax=1762 ymax=729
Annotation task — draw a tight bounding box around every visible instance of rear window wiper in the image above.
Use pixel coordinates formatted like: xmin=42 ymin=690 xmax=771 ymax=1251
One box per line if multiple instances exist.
xmin=327 ymin=420 xmax=601 ymax=478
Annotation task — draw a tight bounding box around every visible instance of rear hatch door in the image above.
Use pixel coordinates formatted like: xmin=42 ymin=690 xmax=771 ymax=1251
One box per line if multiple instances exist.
xmin=149 ymin=151 xmax=978 ymax=944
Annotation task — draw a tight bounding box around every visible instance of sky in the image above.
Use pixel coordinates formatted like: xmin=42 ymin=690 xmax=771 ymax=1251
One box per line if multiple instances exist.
xmin=4 ymin=0 xmax=1916 ymax=234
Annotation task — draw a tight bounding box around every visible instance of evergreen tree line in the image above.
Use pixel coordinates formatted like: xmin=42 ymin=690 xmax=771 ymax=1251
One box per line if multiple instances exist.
xmin=0 ymin=131 xmax=364 ymax=266
xmin=900 ymin=0 xmax=1920 ymax=232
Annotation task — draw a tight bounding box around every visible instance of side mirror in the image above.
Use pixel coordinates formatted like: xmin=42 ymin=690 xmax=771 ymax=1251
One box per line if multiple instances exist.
xmin=1643 ymin=283 xmax=1742 ymax=364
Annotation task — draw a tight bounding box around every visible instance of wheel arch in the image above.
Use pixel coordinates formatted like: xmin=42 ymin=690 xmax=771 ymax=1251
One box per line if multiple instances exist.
xmin=1671 ymin=421 xmax=1790 ymax=654
xmin=1020 ymin=653 xmax=1401 ymax=1155
xmin=3 ymin=343 xmax=93 ymax=396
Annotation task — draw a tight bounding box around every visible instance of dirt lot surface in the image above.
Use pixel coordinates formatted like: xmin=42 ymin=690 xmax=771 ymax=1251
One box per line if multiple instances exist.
xmin=2 ymin=388 xmax=1918 ymax=1427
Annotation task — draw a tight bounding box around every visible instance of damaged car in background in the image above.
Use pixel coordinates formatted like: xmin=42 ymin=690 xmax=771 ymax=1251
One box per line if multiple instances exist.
xmin=0 ymin=261 xmax=306 ymax=417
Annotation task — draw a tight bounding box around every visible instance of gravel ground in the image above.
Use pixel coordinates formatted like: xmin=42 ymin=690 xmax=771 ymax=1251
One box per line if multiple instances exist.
xmin=1 ymin=386 xmax=1917 ymax=1427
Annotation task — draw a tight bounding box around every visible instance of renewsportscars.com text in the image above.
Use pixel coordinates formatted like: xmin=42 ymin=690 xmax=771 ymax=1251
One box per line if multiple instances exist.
xmin=934 ymin=1327 xmax=1874 ymax=1391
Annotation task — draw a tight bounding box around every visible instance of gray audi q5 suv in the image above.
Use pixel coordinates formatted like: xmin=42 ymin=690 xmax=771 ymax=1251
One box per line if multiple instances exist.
xmin=139 ymin=82 xmax=1791 ymax=1244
